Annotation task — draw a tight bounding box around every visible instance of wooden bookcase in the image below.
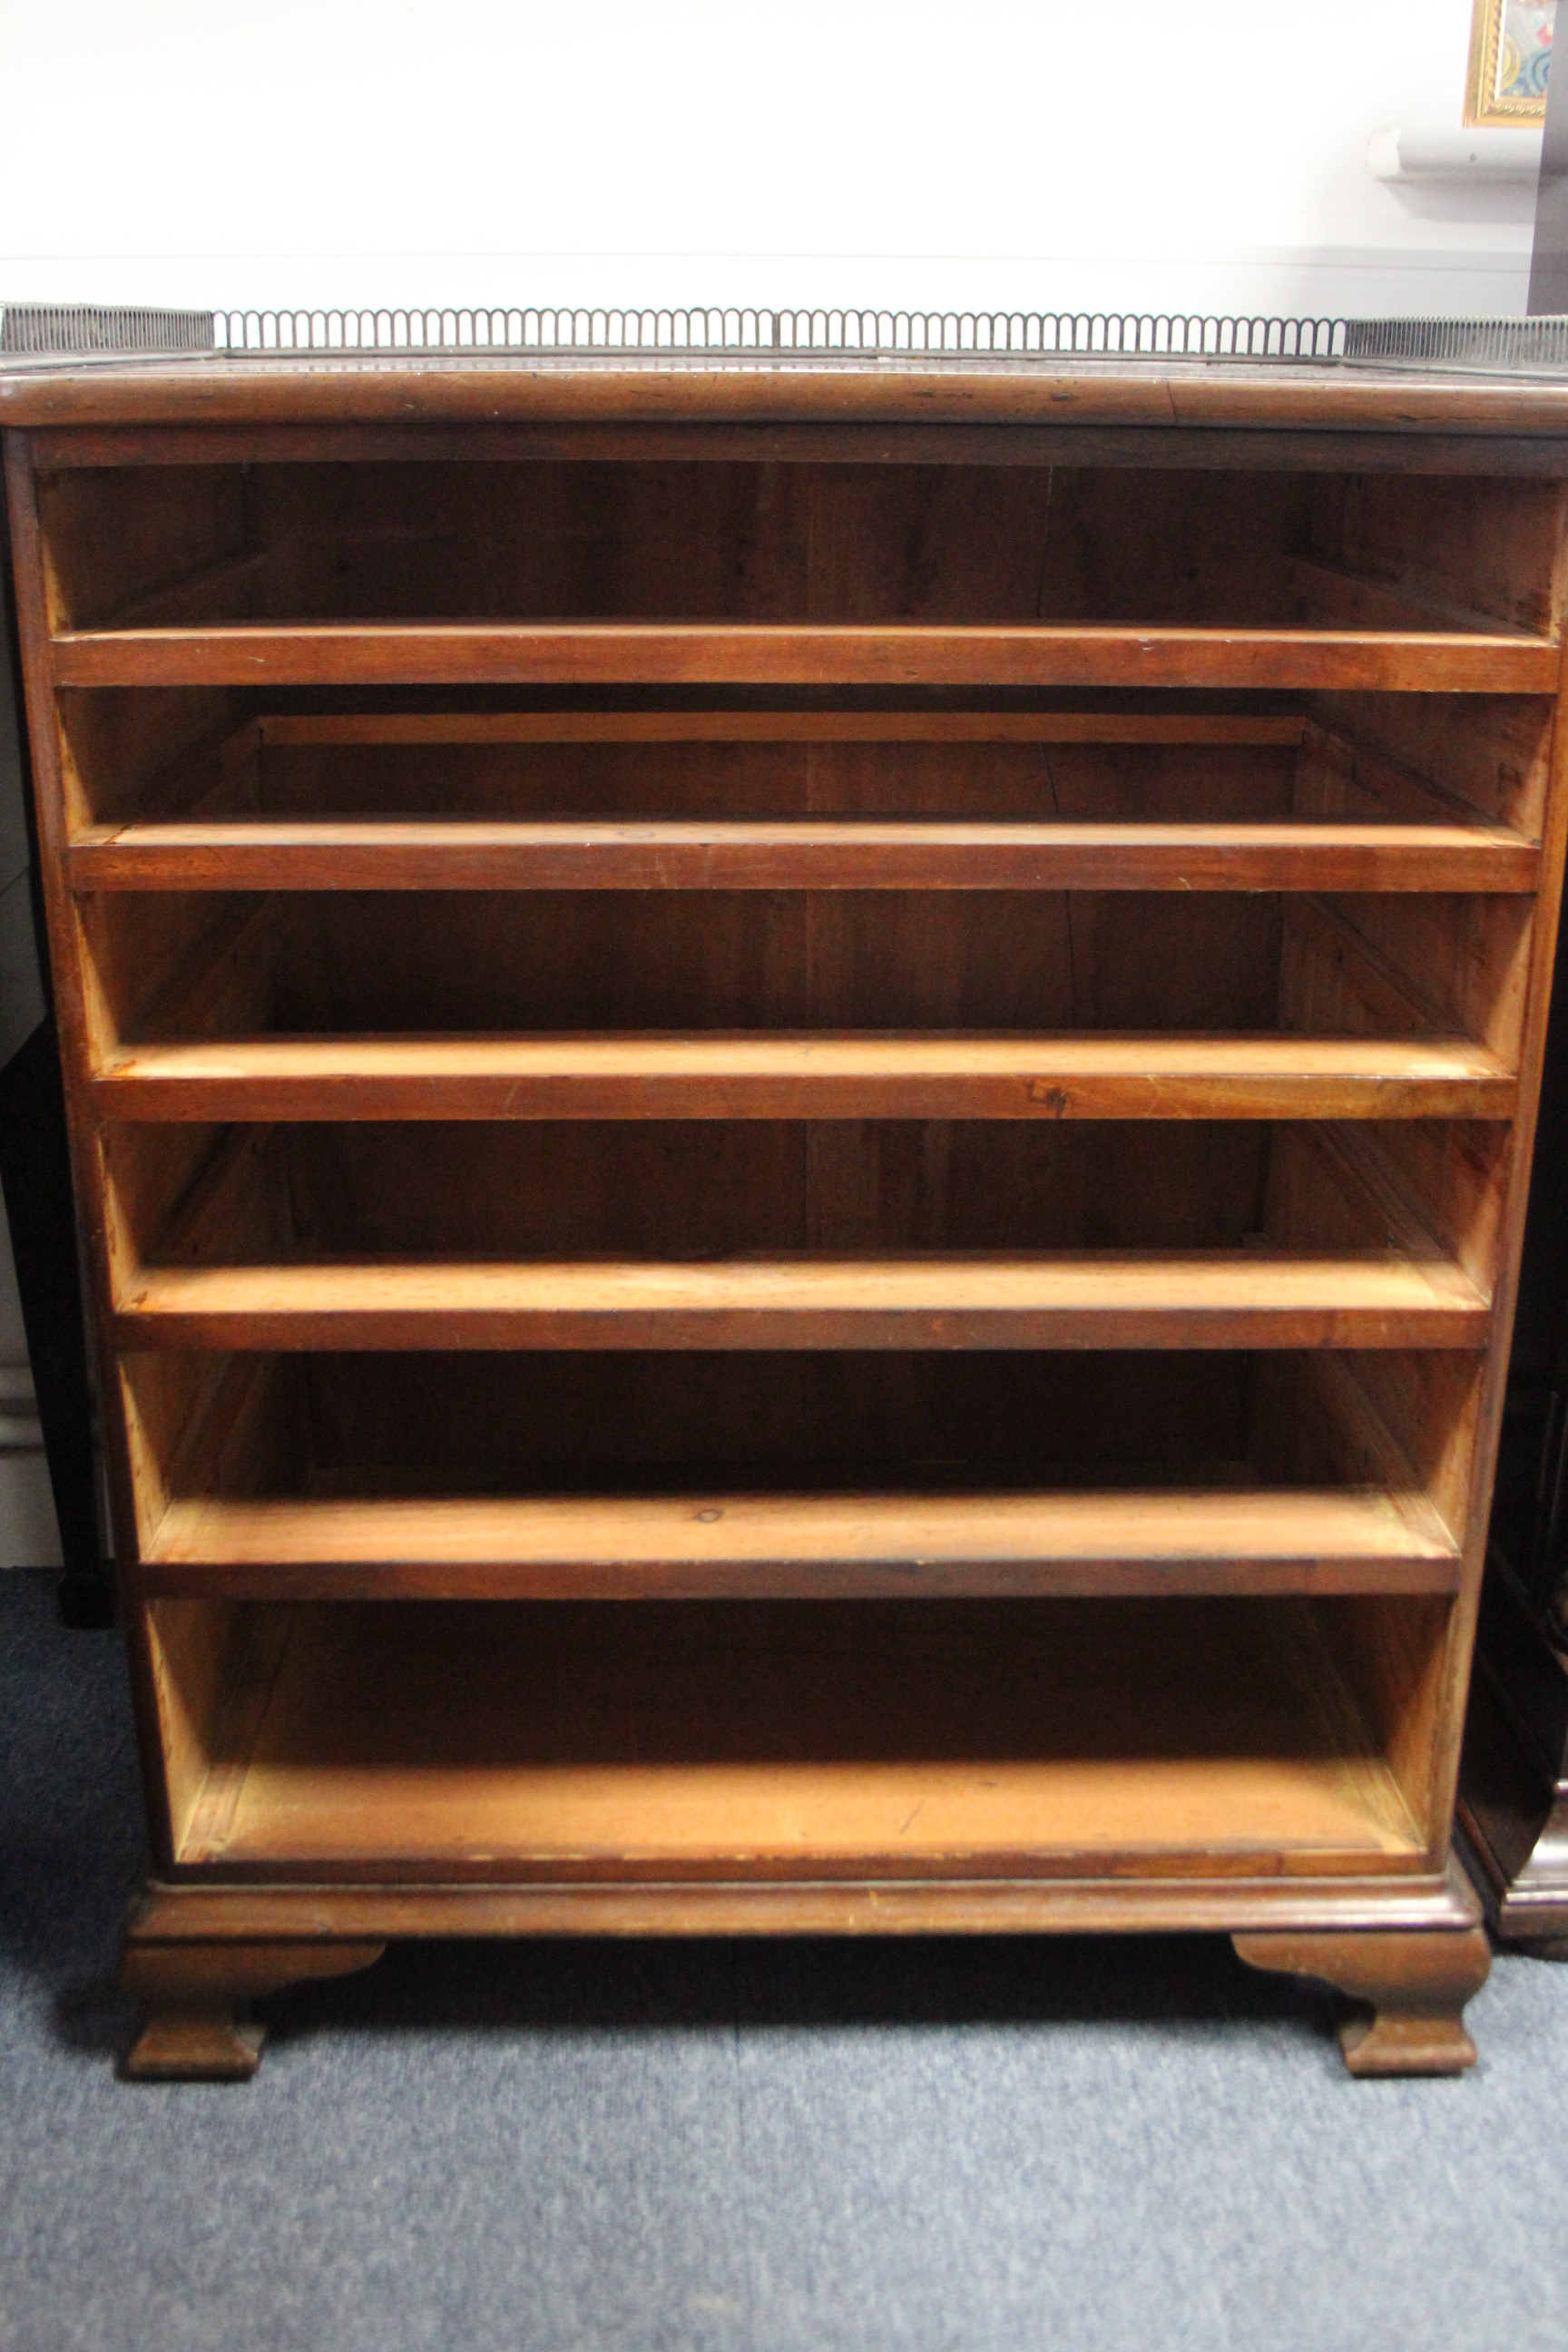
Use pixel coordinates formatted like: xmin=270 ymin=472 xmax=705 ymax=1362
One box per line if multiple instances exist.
xmin=5 ymin=352 xmax=1567 ymax=2078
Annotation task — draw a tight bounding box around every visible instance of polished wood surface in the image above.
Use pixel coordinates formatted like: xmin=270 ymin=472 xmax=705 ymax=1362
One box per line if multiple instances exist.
xmin=120 ymin=1936 xmax=386 ymax=2081
xmin=51 ymin=619 xmax=1560 ymax=692
xmin=254 ymin=710 xmax=1314 ymax=745
xmin=6 ymin=358 xmax=1566 ymax=2075
xmin=93 ymin=1033 xmax=1520 ymax=1123
xmin=124 ymin=1856 xmax=1485 ymax=1944
xmin=69 ymin=817 xmax=1539 ymax=896
xmin=1234 ymin=1923 xmax=1492 ymax=2073
xmin=140 ymin=1485 xmax=1461 ymax=1602
xmin=8 ymin=351 xmax=1568 ymax=435
xmin=1456 ymin=885 xmax=1568 ymax=1948
xmin=113 ymin=1249 xmax=1489 ymax=1352
xmin=149 ymin=1597 xmax=1425 ymax=1875
xmin=1461 ymin=1649 xmax=1568 ymax=1945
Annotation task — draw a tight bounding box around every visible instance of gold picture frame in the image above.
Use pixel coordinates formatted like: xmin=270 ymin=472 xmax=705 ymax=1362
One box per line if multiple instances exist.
xmin=1466 ymin=0 xmax=1554 ymax=124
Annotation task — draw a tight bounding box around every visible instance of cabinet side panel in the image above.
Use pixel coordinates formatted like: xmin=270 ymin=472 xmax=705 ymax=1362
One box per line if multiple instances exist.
xmin=61 ymin=686 xmax=256 ymax=826
xmin=1416 ymin=643 xmax=1568 ymax=1853
xmin=1315 ymin=893 xmax=1535 ymax=1065
xmin=1306 ymin=1593 xmax=1455 ymax=1835
xmin=5 ymin=430 xmax=195 ymax=1865
xmin=35 ymin=465 xmax=249 ymax=630
xmin=1310 ymin=475 xmax=1568 ymax=633
xmin=1305 ymin=692 xmax=1553 ymax=834
xmin=145 ymin=1597 xmax=294 ymax=1857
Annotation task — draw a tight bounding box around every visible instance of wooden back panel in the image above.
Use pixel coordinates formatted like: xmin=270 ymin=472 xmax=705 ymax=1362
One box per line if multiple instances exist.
xmin=105 ymin=1117 xmax=1271 ymax=1263
xmin=123 ymin=1347 xmax=1255 ymax=1497
xmin=79 ymin=885 xmax=1282 ymax=1042
xmin=39 ymin=456 xmax=1568 ymax=633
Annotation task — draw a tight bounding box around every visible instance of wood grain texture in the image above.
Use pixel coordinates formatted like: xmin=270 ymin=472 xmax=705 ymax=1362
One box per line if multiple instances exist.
xmin=1308 ymin=694 xmax=1555 ymax=837
xmin=1286 ymin=554 xmax=1521 ymax=638
xmin=112 ymin=1249 xmax=1490 ymax=1352
xmin=1309 ymin=473 xmax=1568 ymax=637
xmin=146 ymin=728 xmax=1300 ymax=843
xmin=116 ymin=1860 xmax=1483 ymax=1945
xmin=49 ymin=620 xmax=1560 ymax=691
xmin=116 ymin=1118 xmax=1276 ymax=1265
xmin=35 ymin=465 xmax=249 ymax=632
xmin=27 ymin=422 xmax=1568 ymax=481
xmin=139 ymin=1487 xmax=1462 ymax=1602
xmin=57 ymin=686 xmax=254 ymax=831
xmin=122 ymin=1343 xmax=1258 ymax=1498
xmin=69 ymin=816 xmax=1539 ymax=895
xmin=120 ymin=1936 xmax=385 ymax=2081
xmin=1233 ymin=1922 xmax=1491 ymax=2074
xmin=93 ymin=1033 xmax=1519 ymax=1122
xmin=152 ymin=1595 xmax=1426 ymax=1875
xmin=221 ymin=882 xmax=1269 ymax=1040
xmin=254 ymin=710 xmax=1310 ymax=747
xmin=11 ymin=353 xmax=1568 ymax=435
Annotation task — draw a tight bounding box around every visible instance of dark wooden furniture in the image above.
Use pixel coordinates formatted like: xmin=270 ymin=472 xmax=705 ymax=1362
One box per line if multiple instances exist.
xmin=0 ymin=491 xmax=108 ymax=1623
xmin=5 ymin=349 xmax=1566 ymax=2079
xmin=1460 ymin=913 xmax=1568 ymax=1951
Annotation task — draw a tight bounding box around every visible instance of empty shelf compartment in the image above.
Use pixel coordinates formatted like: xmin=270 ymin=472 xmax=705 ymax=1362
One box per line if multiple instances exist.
xmin=125 ymin=1348 xmax=1466 ymax=1601
xmin=107 ymin=1118 xmax=1498 ymax=1352
xmin=42 ymin=461 xmax=1566 ymax=659
xmin=148 ymin=1594 xmax=1433 ymax=1874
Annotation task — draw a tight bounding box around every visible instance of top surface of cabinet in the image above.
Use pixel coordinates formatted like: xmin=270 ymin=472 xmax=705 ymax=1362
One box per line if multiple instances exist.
xmin=9 ymin=351 xmax=1568 ymax=439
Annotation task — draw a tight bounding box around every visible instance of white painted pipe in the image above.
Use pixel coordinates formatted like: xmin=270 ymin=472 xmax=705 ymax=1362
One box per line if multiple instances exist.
xmin=0 ymin=1414 xmax=44 ymax=1451
xmin=1368 ymin=124 xmax=1544 ymax=182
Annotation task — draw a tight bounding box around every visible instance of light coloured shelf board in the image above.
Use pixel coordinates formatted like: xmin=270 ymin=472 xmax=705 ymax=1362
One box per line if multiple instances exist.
xmin=94 ymin=1031 xmax=1520 ymax=1122
xmin=115 ymin=1249 xmax=1491 ymax=1352
xmin=143 ymin=1485 xmax=1463 ymax=1602
xmin=69 ymin=816 xmax=1540 ymax=895
xmin=51 ymin=620 xmax=1562 ymax=694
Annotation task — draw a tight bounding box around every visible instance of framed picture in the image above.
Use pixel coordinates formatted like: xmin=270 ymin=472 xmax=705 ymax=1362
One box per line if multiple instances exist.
xmin=1466 ymin=0 xmax=1554 ymax=123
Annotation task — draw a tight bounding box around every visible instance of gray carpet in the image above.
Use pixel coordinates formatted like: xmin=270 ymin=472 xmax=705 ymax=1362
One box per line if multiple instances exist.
xmin=3 ymin=1570 xmax=1567 ymax=2352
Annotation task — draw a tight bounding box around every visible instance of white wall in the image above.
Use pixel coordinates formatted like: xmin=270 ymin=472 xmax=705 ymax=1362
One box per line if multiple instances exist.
xmin=0 ymin=0 xmax=1542 ymax=1565
xmin=0 ymin=0 xmax=1538 ymax=322
xmin=0 ymin=1210 xmax=61 ymax=1570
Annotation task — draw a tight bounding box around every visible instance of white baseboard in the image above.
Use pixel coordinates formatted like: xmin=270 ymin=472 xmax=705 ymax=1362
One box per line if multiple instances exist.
xmin=0 ymin=1450 xmax=63 ymax=1569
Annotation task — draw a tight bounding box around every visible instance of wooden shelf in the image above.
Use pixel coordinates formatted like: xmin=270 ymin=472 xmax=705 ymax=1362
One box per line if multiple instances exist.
xmin=69 ymin=816 xmax=1540 ymax=895
xmin=51 ymin=619 xmax=1560 ymax=694
xmin=94 ymin=1032 xmax=1518 ymax=1122
xmin=115 ymin=1249 xmax=1490 ymax=1352
xmin=142 ymin=1486 xmax=1462 ymax=1601
xmin=164 ymin=1597 xmax=1427 ymax=1872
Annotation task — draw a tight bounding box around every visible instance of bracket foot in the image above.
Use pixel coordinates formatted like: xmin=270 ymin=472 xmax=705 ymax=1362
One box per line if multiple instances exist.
xmin=120 ymin=1936 xmax=386 ymax=2082
xmin=1233 ymin=1926 xmax=1491 ymax=2076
